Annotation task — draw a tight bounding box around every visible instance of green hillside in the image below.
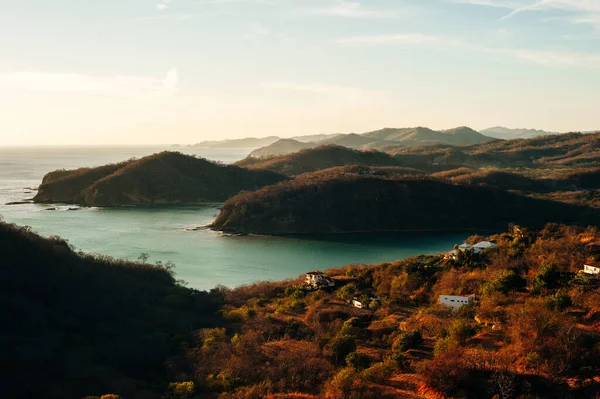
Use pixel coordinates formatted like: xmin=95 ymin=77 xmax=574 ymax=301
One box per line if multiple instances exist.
xmin=34 ymin=151 xmax=288 ymax=206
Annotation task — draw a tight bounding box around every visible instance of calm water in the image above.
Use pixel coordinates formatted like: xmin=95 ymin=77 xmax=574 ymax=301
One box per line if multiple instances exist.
xmin=0 ymin=146 xmax=469 ymax=291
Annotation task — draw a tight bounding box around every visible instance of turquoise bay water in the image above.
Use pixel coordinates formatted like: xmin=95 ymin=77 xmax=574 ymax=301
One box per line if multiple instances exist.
xmin=0 ymin=146 xmax=470 ymax=291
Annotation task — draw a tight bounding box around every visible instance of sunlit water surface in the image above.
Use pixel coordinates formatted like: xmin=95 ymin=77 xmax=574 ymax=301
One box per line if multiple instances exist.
xmin=0 ymin=146 xmax=469 ymax=290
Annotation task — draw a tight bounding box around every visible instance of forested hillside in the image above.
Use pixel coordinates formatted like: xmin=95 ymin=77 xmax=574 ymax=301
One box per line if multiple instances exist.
xmin=34 ymin=151 xmax=287 ymax=206
xmin=211 ymin=173 xmax=600 ymax=235
xmin=0 ymin=221 xmax=224 ymax=399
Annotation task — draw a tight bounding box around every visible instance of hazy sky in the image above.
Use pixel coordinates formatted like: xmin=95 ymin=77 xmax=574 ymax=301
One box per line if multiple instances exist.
xmin=1 ymin=0 xmax=599 ymax=145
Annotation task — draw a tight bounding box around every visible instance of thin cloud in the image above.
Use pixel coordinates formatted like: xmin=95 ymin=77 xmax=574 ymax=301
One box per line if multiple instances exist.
xmin=449 ymin=0 xmax=530 ymax=8
xmin=336 ymin=32 xmax=600 ymax=69
xmin=156 ymin=0 xmax=174 ymax=10
xmin=263 ymin=82 xmax=389 ymax=106
xmin=335 ymin=33 xmax=463 ymax=46
xmin=500 ymin=0 xmax=600 ymax=20
xmin=134 ymin=12 xmax=214 ymax=21
xmin=0 ymin=68 xmax=179 ymax=98
xmin=301 ymin=0 xmax=395 ymax=18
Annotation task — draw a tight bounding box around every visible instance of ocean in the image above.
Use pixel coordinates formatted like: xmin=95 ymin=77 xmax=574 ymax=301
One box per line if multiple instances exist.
xmin=0 ymin=146 xmax=469 ymax=291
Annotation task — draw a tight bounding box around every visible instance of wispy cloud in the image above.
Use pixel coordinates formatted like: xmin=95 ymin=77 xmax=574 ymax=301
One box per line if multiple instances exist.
xmin=449 ymin=0 xmax=530 ymax=9
xmin=156 ymin=0 xmax=174 ymax=10
xmin=300 ymin=0 xmax=395 ymax=18
xmin=452 ymin=0 xmax=600 ymax=30
xmin=336 ymin=32 xmax=600 ymax=69
xmin=134 ymin=12 xmax=214 ymax=21
xmin=335 ymin=33 xmax=462 ymax=46
xmin=263 ymin=81 xmax=389 ymax=106
xmin=0 ymin=68 xmax=179 ymax=98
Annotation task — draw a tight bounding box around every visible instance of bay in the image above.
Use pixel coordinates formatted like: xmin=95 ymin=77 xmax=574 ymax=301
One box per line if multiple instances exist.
xmin=0 ymin=145 xmax=469 ymax=291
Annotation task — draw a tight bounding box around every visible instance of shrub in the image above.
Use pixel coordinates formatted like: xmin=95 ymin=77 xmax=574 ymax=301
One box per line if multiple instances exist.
xmin=361 ymin=360 xmax=396 ymax=384
xmin=417 ymin=350 xmax=470 ymax=393
xmin=330 ymin=334 xmax=357 ymax=365
xmin=392 ymin=330 xmax=423 ymax=352
xmin=482 ymin=270 xmax=526 ymax=294
xmin=337 ymin=283 xmax=357 ymax=302
xmin=345 ymin=352 xmax=371 ymax=370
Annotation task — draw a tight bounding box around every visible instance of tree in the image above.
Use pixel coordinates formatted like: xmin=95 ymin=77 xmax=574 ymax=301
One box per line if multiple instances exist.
xmin=167 ymin=382 xmax=195 ymax=399
xmin=337 ymin=283 xmax=357 ymax=302
xmin=330 ymin=334 xmax=357 ymax=365
xmin=345 ymin=352 xmax=371 ymax=370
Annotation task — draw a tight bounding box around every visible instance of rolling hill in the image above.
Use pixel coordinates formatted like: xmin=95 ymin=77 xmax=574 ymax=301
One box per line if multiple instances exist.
xmin=34 ymin=151 xmax=288 ymax=206
xmin=238 ymin=145 xmax=405 ymax=176
xmin=247 ymin=126 xmax=494 ymax=158
xmin=248 ymin=138 xmax=315 ymax=158
xmin=480 ymin=126 xmax=559 ymax=139
xmin=211 ymin=172 xmax=600 ymax=235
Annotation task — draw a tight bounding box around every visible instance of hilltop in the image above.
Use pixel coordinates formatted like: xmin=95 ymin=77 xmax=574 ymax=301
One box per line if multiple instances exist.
xmin=34 ymin=151 xmax=287 ymax=206
xmin=244 ymin=126 xmax=494 ymax=158
xmin=211 ymin=173 xmax=600 ymax=235
xmin=238 ymin=145 xmax=404 ymax=176
xmin=194 ymin=136 xmax=281 ymax=149
xmin=194 ymin=133 xmax=340 ymax=149
xmin=249 ymin=138 xmax=315 ymax=158
xmin=390 ymin=131 xmax=600 ymax=172
xmin=480 ymin=126 xmax=559 ymax=139
xmin=0 ymin=221 xmax=223 ymax=398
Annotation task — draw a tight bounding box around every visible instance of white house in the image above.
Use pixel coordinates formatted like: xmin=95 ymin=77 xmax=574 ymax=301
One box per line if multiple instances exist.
xmin=305 ymin=271 xmax=335 ymax=288
xmin=439 ymin=294 xmax=475 ymax=311
xmin=352 ymin=298 xmax=364 ymax=308
xmin=352 ymin=296 xmax=380 ymax=309
xmin=583 ymin=264 xmax=600 ymax=275
xmin=473 ymin=241 xmax=497 ymax=250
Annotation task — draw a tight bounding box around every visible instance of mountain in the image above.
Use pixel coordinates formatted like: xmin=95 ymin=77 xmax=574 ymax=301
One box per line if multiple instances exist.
xmin=291 ymin=133 xmax=341 ymax=142
xmin=248 ymin=138 xmax=316 ymax=158
xmin=362 ymin=126 xmax=491 ymax=147
xmin=389 ymin=132 xmax=600 ymax=171
xmin=248 ymin=126 xmax=494 ymax=158
xmin=193 ymin=133 xmax=340 ymax=149
xmin=237 ymin=145 xmax=407 ymax=176
xmin=211 ymin=172 xmax=600 ymax=235
xmin=194 ymin=136 xmax=280 ymax=148
xmin=0 ymin=221 xmax=222 ymax=398
xmin=480 ymin=126 xmax=559 ymax=140
xmin=34 ymin=151 xmax=288 ymax=206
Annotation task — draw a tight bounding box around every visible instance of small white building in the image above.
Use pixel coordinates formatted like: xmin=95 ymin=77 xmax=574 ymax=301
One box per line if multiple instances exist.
xmin=473 ymin=241 xmax=497 ymax=250
xmin=439 ymin=294 xmax=475 ymax=311
xmin=352 ymin=296 xmax=380 ymax=309
xmin=583 ymin=264 xmax=600 ymax=275
xmin=305 ymin=271 xmax=335 ymax=288
xmin=352 ymin=298 xmax=364 ymax=308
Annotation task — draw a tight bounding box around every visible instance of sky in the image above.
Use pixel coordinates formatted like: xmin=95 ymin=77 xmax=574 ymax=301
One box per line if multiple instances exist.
xmin=0 ymin=0 xmax=599 ymax=145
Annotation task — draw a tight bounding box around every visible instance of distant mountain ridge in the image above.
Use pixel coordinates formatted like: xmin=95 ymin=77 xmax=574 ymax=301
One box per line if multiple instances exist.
xmin=479 ymin=126 xmax=559 ymax=140
xmin=247 ymin=126 xmax=493 ymax=158
xmin=194 ymin=133 xmax=340 ymax=148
